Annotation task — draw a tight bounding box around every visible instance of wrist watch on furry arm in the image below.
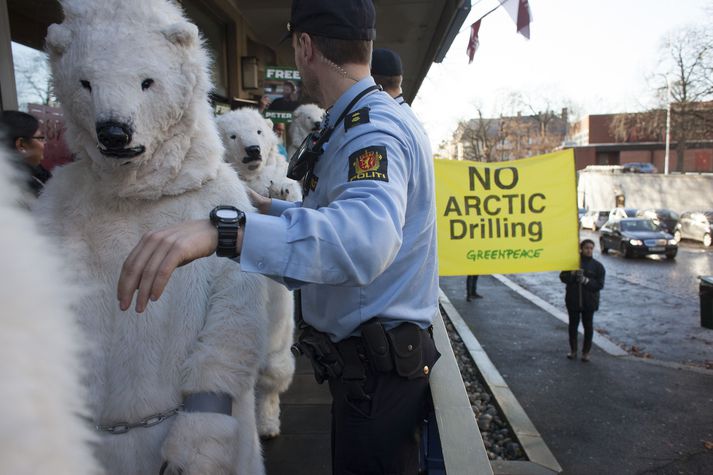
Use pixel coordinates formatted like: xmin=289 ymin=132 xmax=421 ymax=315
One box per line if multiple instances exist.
xmin=210 ymin=206 xmax=245 ymax=258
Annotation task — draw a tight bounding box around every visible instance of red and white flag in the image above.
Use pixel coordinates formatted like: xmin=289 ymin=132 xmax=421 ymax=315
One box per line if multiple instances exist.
xmin=466 ymin=20 xmax=482 ymax=64
xmin=502 ymin=0 xmax=532 ymax=39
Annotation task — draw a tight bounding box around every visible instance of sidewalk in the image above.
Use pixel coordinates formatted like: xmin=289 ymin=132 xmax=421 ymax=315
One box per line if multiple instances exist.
xmin=440 ymin=275 xmax=713 ymax=475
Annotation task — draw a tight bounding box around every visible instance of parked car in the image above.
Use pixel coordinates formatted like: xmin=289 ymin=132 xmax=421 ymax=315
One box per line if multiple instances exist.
xmin=636 ymin=209 xmax=682 ymax=240
xmin=622 ymin=162 xmax=657 ymax=173
xmin=679 ymin=211 xmax=713 ymax=247
xmin=608 ymin=207 xmax=638 ymax=222
xmin=599 ymin=218 xmax=678 ymax=259
xmin=580 ymin=210 xmax=609 ymax=230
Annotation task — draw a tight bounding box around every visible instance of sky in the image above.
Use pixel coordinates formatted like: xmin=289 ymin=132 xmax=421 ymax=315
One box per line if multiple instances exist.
xmin=412 ymin=0 xmax=713 ymax=150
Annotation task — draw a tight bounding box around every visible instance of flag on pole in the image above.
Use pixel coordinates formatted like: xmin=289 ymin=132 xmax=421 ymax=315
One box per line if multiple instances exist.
xmin=466 ymin=20 xmax=482 ymax=64
xmin=502 ymin=0 xmax=532 ymax=39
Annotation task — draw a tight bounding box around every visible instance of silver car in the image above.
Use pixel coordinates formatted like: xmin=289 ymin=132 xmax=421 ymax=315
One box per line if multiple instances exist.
xmin=679 ymin=211 xmax=713 ymax=247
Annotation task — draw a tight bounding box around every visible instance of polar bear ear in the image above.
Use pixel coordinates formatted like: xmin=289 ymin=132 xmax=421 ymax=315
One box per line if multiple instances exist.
xmin=45 ymin=24 xmax=73 ymax=56
xmin=265 ymin=118 xmax=274 ymax=128
xmin=162 ymin=22 xmax=199 ymax=48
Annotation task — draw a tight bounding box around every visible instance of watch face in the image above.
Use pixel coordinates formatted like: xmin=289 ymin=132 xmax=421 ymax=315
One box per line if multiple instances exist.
xmin=216 ymin=209 xmax=239 ymax=220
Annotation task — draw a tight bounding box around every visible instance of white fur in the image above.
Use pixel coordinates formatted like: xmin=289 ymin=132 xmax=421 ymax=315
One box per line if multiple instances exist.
xmin=217 ymin=108 xmax=301 ymax=202
xmin=216 ymin=108 xmax=299 ymax=438
xmin=0 ymin=153 xmax=100 ymax=473
xmin=39 ymin=1 xmax=268 ymax=473
xmin=287 ymin=103 xmax=325 ymax=158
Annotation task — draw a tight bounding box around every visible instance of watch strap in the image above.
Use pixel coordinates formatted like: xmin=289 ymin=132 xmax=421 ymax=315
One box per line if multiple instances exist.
xmin=215 ymin=221 xmax=239 ymax=258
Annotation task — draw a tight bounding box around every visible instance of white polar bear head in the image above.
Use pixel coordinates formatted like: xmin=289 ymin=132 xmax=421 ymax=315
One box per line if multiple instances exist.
xmin=288 ymin=104 xmax=325 ymax=152
xmin=216 ymin=108 xmax=279 ymax=180
xmin=45 ymin=0 xmax=222 ymax=199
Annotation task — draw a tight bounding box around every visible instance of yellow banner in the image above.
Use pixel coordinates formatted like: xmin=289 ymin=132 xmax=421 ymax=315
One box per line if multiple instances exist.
xmin=435 ymin=149 xmax=580 ymax=275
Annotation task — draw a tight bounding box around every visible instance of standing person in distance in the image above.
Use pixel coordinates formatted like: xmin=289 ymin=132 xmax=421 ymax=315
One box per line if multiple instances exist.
xmin=466 ymin=274 xmax=482 ymax=301
xmin=117 ymin=0 xmax=441 ymax=473
xmin=559 ymin=239 xmax=605 ymax=362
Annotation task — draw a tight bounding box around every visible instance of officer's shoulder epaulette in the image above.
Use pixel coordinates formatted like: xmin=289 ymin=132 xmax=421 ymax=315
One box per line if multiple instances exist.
xmin=344 ymin=107 xmax=370 ymax=131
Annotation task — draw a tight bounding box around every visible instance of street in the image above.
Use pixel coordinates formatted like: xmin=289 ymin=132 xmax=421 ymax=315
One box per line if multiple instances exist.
xmin=505 ymin=229 xmax=713 ymax=367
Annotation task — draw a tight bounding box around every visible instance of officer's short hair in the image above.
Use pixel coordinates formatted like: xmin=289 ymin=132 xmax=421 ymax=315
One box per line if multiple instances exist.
xmin=308 ymin=34 xmax=372 ymax=67
xmin=372 ymin=73 xmax=402 ymax=91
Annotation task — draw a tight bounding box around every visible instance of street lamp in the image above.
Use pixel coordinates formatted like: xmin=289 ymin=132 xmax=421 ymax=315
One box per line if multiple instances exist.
xmin=664 ymin=76 xmax=671 ymax=175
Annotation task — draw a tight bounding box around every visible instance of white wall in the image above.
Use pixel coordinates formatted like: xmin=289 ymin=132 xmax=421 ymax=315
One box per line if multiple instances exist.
xmin=578 ymin=172 xmax=713 ymax=212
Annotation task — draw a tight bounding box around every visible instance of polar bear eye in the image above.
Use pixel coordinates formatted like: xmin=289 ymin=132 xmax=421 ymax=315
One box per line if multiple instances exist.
xmin=257 ymin=130 xmax=262 ymax=135
xmin=80 ymin=80 xmax=92 ymax=92
xmin=141 ymin=78 xmax=154 ymax=90
xmin=230 ymin=135 xmax=236 ymax=140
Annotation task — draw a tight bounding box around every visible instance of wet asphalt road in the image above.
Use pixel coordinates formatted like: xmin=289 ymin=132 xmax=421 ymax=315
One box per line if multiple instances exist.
xmin=505 ymin=229 xmax=713 ymax=366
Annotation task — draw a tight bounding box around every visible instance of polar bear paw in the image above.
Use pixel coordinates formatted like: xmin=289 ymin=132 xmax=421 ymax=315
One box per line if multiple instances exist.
xmin=161 ymin=412 xmax=239 ymax=475
xmin=256 ymin=391 xmax=281 ymax=439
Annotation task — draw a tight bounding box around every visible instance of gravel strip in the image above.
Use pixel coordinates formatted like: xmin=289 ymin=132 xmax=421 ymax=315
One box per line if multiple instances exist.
xmin=442 ymin=311 xmax=527 ymax=462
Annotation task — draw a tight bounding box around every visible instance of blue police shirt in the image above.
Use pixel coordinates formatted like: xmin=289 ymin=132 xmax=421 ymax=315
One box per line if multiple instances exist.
xmin=240 ymin=76 xmax=438 ymax=342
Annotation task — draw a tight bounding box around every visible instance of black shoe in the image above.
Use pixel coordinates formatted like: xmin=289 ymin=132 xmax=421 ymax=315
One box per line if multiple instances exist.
xmin=466 ymin=295 xmax=472 ymax=302
xmin=473 ymin=293 xmax=483 ymax=299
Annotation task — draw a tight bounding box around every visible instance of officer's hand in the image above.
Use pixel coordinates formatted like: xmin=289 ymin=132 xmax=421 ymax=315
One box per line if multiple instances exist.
xmin=117 ymin=220 xmax=218 ymax=313
xmin=246 ymin=187 xmax=271 ymax=214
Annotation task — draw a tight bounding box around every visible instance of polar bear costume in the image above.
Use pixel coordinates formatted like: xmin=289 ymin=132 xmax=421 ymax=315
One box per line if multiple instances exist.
xmin=216 ymin=108 xmax=299 ymax=438
xmin=287 ymin=103 xmax=325 ymax=158
xmin=36 ymin=1 xmax=268 ymax=473
xmin=0 ymin=153 xmax=100 ymax=474
xmin=217 ymin=108 xmax=301 ymax=201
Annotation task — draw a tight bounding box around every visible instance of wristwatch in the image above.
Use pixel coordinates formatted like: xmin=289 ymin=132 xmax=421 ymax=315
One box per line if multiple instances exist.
xmin=209 ymin=205 xmax=246 ymax=258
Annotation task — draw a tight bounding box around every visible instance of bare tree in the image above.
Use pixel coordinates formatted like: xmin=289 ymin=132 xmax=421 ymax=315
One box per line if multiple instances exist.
xmin=13 ymin=48 xmax=55 ymax=107
xmin=612 ymin=25 xmax=713 ymax=171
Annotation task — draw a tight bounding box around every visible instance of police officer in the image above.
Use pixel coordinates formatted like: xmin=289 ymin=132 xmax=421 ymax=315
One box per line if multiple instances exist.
xmin=371 ymin=47 xmax=427 ymax=136
xmin=371 ymin=48 xmax=407 ymax=104
xmin=118 ymin=0 xmax=440 ymax=473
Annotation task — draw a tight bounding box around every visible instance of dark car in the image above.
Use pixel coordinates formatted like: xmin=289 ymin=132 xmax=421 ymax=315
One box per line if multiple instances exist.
xmin=622 ymin=162 xmax=657 ymax=173
xmin=679 ymin=211 xmax=713 ymax=247
xmin=636 ymin=208 xmax=681 ymax=240
xmin=599 ymin=218 xmax=678 ymax=259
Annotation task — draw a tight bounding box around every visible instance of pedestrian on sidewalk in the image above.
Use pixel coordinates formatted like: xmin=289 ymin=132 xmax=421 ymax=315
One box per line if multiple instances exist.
xmin=559 ymin=239 xmax=605 ymax=362
xmin=466 ymin=275 xmax=483 ymax=301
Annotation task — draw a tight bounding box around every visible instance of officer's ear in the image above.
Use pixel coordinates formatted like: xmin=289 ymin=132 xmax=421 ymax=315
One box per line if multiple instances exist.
xmin=296 ymin=33 xmax=315 ymax=63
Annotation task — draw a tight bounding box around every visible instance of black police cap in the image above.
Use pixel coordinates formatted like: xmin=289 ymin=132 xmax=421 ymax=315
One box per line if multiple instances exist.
xmin=285 ymin=0 xmax=376 ymax=41
xmin=371 ymin=48 xmax=403 ymax=76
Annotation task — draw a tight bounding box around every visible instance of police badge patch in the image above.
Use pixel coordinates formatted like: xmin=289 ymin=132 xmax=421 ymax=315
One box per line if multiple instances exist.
xmin=348 ymin=146 xmax=388 ymax=182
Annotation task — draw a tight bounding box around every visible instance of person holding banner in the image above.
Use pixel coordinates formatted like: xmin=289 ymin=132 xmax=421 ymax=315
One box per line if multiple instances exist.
xmin=559 ymin=239 xmax=605 ymax=362
xmin=117 ymin=0 xmax=440 ymax=472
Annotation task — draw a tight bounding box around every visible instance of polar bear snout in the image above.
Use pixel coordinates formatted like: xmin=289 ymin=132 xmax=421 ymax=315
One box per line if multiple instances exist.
xmin=242 ymin=145 xmax=263 ymax=164
xmin=312 ymin=121 xmax=321 ymax=131
xmin=96 ymin=121 xmax=146 ymax=159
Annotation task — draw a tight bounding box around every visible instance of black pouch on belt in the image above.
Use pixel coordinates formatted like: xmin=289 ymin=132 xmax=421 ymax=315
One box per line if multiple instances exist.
xmin=386 ymin=323 xmax=425 ymax=379
xmin=361 ymin=319 xmax=394 ymax=372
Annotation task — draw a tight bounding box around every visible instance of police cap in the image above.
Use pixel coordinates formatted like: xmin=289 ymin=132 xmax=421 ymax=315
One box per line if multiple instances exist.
xmin=371 ymin=48 xmax=403 ymax=76
xmin=285 ymin=0 xmax=376 ymax=41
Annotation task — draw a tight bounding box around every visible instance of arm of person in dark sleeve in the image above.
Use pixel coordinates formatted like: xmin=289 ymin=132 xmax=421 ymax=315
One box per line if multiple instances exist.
xmin=560 ymin=270 xmax=575 ymax=284
xmin=584 ymin=263 xmax=605 ymax=291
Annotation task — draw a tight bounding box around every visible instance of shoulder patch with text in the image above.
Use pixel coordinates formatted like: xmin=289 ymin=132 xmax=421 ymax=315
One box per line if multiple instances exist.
xmin=344 ymin=107 xmax=370 ymax=131
xmin=348 ymin=146 xmax=388 ymax=182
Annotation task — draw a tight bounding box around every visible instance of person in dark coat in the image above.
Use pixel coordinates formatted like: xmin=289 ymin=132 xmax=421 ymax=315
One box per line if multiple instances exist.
xmin=0 ymin=110 xmax=50 ymax=197
xmin=559 ymin=239 xmax=605 ymax=362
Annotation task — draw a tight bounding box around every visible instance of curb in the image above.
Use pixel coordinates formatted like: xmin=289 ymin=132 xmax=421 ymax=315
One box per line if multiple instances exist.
xmin=439 ymin=289 xmax=562 ymax=475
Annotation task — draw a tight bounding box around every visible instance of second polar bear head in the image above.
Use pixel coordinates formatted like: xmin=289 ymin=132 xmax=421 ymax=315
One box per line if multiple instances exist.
xmin=288 ymin=104 xmax=325 ymax=154
xmin=216 ymin=108 xmax=280 ymax=180
xmin=45 ymin=0 xmax=221 ymax=198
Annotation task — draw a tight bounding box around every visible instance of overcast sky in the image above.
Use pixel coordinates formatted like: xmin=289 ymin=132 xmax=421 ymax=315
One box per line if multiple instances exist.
xmin=412 ymin=0 xmax=713 ymax=149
